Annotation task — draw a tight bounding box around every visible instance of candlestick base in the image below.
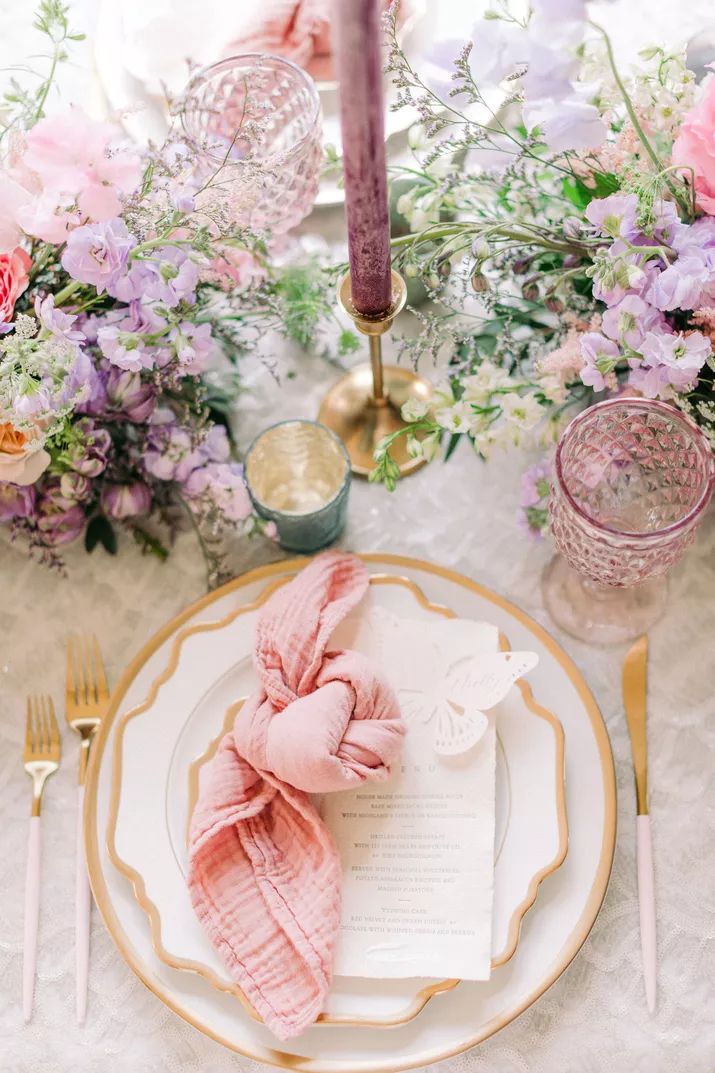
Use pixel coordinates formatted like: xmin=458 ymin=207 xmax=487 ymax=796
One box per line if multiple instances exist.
xmin=318 ymin=364 xmax=432 ymax=477
xmin=318 ymin=269 xmax=433 ymax=478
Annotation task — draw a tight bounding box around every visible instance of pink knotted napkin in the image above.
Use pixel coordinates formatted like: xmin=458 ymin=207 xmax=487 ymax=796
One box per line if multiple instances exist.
xmin=187 ymin=551 xmax=405 ymax=1039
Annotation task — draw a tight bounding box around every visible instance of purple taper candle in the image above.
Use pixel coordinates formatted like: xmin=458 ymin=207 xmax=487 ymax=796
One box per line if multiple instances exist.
xmin=333 ymin=0 xmax=392 ymax=316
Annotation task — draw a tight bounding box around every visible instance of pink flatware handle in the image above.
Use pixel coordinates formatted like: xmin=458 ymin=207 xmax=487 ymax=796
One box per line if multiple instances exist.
xmin=637 ymin=814 xmax=657 ymax=1014
xmin=23 ymin=816 xmax=41 ymax=1023
xmin=76 ymin=784 xmax=91 ymax=1025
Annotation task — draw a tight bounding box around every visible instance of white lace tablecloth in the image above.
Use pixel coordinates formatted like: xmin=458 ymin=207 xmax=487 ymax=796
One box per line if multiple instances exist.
xmin=2 ymin=4 xmax=715 ymax=1072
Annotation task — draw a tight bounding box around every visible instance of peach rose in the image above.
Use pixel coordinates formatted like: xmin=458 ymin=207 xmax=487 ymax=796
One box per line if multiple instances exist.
xmin=0 ymin=423 xmax=50 ymax=485
xmin=673 ymin=74 xmax=715 ymax=215
xmin=0 ymin=246 xmax=31 ymax=324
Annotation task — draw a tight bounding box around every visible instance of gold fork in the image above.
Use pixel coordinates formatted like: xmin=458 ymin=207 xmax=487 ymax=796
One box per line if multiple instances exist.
xmin=23 ymin=695 xmax=61 ymax=1023
xmin=66 ymin=635 xmax=110 ymax=1025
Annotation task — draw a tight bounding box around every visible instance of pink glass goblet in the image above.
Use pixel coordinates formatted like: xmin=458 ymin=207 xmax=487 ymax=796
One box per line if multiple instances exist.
xmin=181 ymin=54 xmax=322 ymax=234
xmin=543 ymin=398 xmax=715 ymax=644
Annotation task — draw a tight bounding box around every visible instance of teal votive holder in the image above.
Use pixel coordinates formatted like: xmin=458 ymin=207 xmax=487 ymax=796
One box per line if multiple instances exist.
xmin=244 ymin=420 xmax=351 ymax=553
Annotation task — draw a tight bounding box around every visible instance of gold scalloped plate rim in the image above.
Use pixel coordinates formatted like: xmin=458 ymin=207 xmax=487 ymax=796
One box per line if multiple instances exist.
xmin=104 ymin=570 xmax=567 ymax=1028
xmin=85 ymin=553 xmax=616 ymax=1073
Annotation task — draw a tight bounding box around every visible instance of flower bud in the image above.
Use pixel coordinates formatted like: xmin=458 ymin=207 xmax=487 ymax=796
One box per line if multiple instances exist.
xmin=101 ymin=481 xmax=152 ymax=520
xmin=472 ymin=238 xmax=490 ymax=261
xmin=545 ymin=296 xmax=565 ymax=314
xmin=522 ymin=281 xmax=540 ymax=302
xmin=60 ymin=471 xmax=91 ymax=501
xmin=471 ymin=272 xmax=489 ymax=294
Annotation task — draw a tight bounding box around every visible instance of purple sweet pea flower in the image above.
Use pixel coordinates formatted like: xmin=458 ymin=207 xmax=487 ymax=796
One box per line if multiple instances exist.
xmin=34 ymin=295 xmax=85 ymax=343
xmin=601 ymin=296 xmax=665 ymax=350
xmin=585 ymin=194 xmax=640 ymax=240
xmin=0 ymin=481 xmax=36 ymax=521
xmin=579 ymin=332 xmax=621 ymax=391
xmin=61 ymin=218 xmax=135 ymax=294
xmin=631 ymin=328 xmax=712 ymax=396
xmin=101 ymin=481 xmax=152 ymax=519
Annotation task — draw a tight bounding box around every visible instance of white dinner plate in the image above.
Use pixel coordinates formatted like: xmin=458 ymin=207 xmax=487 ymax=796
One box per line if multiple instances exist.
xmin=85 ymin=553 xmax=616 ymax=1072
xmin=105 ymin=570 xmax=567 ymax=1027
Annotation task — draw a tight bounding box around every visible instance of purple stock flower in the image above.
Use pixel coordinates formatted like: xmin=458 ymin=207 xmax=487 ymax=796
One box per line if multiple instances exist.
xmin=142 ymin=422 xmax=204 ymax=482
xmin=170 ymin=322 xmax=216 ymax=373
xmin=61 ymin=218 xmax=135 ymax=294
xmin=66 ymin=419 xmax=112 ymax=477
xmin=579 ymin=332 xmax=621 ymax=391
xmin=36 ymin=481 xmax=86 ymax=546
xmin=645 ymin=250 xmax=711 ymax=312
xmin=517 ymin=455 xmax=553 ymax=540
xmin=105 ymin=367 xmax=156 ymax=423
xmin=183 ymin=461 xmax=252 ymax=522
xmin=0 ymin=481 xmax=36 ymax=521
xmin=601 ymin=296 xmax=664 ymax=350
xmin=101 ymin=481 xmax=152 ymax=519
xmin=59 ymin=471 xmax=92 ymax=501
xmin=97 ymin=324 xmax=154 ymax=372
xmin=142 ymin=247 xmax=199 ymax=308
xmin=585 ymin=194 xmax=639 ymax=240
xmin=630 ymin=329 xmax=712 ymax=397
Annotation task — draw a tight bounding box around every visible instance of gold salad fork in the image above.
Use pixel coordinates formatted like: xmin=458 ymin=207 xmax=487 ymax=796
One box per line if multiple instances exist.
xmin=66 ymin=635 xmax=110 ymax=1025
xmin=23 ymin=695 xmax=61 ymax=1022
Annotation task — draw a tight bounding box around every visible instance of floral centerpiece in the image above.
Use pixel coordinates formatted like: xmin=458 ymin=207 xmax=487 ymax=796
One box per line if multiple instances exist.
xmin=0 ymin=2 xmax=334 ymax=576
xmin=372 ymin=0 xmax=715 ymax=536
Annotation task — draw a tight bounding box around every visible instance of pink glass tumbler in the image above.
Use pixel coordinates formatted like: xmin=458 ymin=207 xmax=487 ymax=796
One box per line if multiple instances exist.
xmin=543 ymin=398 xmax=715 ymax=644
xmin=181 ymin=54 xmax=322 ymax=234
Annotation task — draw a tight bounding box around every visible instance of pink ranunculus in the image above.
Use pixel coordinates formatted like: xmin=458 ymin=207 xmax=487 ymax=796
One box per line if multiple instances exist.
xmin=673 ymin=73 xmax=715 ymax=215
xmin=0 ymin=246 xmax=31 ymax=323
xmin=0 ymin=172 xmax=33 ymax=252
xmin=13 ymin=108 xmax=142 ymax=244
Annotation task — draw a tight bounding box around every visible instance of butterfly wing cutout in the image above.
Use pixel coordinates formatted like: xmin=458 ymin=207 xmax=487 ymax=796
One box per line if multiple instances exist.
xmin=432 ymin=651 xmax=539 ymax=757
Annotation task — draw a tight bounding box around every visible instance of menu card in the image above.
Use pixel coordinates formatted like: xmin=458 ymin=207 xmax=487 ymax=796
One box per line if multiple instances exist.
xmin=323 ymin=607 xmax=504 ymax=981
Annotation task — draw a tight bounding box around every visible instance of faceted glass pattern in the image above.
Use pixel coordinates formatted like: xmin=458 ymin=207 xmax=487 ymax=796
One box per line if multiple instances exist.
xmin=549 ymin=399 xmax=714 ymax=587
xmin=543 ymin=399 xmax=714 ymax=643
xmin=181 ymin=54 xmax=322 ymax=234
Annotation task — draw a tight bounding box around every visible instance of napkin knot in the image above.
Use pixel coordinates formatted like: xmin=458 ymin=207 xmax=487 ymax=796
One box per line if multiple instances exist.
xmin=188 ymin=551 xmax=405 ymax=1039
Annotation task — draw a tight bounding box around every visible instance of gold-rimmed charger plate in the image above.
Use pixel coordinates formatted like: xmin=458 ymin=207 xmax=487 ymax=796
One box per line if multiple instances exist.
xmin=85 ymin=554 xmax=616 ymax=1072
xmin=103 ymin=571 xmax=567 ymax=1029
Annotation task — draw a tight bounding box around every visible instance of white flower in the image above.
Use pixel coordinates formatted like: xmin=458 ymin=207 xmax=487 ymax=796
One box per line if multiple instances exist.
xmin=462 ymin=362 xmax=514 ymax=402
xmin=537 ymin=373 xmax=569 ymax=404
xmin=407 ymin=125 xmax=428 ymax=152
xmin=401 ymin=397 xmax=430 ymax=422
xmin=434 ymin=399 xmax=477 ymax=434
xmin=500 ymin=393 xmax=545 ymax=430
xmin=422 ymin=431 xmax=441 ymax=461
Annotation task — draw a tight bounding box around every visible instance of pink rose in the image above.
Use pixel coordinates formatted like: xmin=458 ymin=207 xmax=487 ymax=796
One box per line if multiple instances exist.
xmin=0 ymin=246 xmax=31 ymax=323
xmin=0 ymin=423 xmax=50 ymax=486
xmin=202 ymin=248 xmax=267 ymax=292
xmin=673 ymin=74 xmax=715 ymax=215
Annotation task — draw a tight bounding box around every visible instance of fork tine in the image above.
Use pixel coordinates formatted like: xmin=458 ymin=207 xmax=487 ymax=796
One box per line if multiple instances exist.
xmin=66 ymin=637 xmax=76 ymax=706
xmin=40 ymin=698 xmax=49 ymax=755
xmin=46 ymin=697 xmax=60 ymax=752
xmin=84 ymin=636 xmax=96 ymax=704
xmin=25 ymin=697 xmax=34 ymax=753
xmin=91 ymin=635 xmax=110 ymax=701
xmin=74 ymin=635 xmax=87 ymax=705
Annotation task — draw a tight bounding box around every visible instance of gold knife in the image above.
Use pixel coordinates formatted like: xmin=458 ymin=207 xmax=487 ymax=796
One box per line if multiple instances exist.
xmin=622 ymin=635 xmax=656 ymax=1014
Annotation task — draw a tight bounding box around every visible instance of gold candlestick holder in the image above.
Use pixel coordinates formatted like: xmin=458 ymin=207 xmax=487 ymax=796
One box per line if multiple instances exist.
xmin=318 ymin=269 xmax=432 ymax=477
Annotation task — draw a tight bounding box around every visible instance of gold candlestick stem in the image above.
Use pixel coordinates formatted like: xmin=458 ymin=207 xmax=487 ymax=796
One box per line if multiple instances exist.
xmin=318 ymin=270 xmax=432 ymax=477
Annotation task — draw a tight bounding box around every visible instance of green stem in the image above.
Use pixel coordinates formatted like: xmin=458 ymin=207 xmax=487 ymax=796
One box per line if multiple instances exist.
xmin=590 ymin=22 xmax=690 ymax=215
xmin=53 ymin=279 xmax=83 ymax=306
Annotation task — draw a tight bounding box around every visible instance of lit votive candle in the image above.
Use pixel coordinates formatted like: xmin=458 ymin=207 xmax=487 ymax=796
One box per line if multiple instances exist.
xmin=244 ymin=421 xmax=351 ymax=553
